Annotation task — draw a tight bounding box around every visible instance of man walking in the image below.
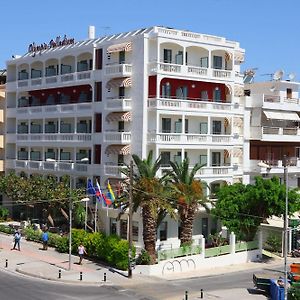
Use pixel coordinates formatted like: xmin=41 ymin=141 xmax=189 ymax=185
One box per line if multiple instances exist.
xmin=11 ymin=230 xmax=21 ymax=251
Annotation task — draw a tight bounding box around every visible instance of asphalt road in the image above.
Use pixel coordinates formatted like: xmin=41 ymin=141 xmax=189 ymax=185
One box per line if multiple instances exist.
xmin=0 ymin=270 xmax=152 ymax=300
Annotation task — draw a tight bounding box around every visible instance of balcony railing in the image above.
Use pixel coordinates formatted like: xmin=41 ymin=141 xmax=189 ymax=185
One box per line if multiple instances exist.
xmin=161 ymin=165 xmax=234 ymax=176
xmin=16 ymin=133 xmax=92 ymax=142
xmin=105 ymin=64 xmax=132 ymax=76
xmin=104 ymin=163 xmax=127 ymax=177
xmin=147 ymin=97 xmax=237 ymax=112
xmin=262 ymin=126 xmax=300 ymax=136
xmin=104 ymin=132 xmax=131 ymax=143
xmin=148 ymin=133 xmax=241 ymax=144
xmin=15 ymin=71 xmax=93 ymax=89
xmin=106 ymin=98 xmax=132 ymax=110
xmin=149 ymin=62 xmax=233 ymax=79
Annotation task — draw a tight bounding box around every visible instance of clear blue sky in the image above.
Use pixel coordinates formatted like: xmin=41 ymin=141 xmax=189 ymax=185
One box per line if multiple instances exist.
xmin=2 ymin=0 xmax=298 ymax=80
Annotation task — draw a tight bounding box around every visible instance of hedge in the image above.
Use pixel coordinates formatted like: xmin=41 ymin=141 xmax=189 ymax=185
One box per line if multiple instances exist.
xmin=0 ymin=225 xmax=135 ymax=270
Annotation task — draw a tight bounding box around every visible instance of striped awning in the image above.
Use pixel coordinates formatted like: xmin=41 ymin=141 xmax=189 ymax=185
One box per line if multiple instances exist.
xmin=225 ymin=83 xmax=232 ymax=95
xmin=106 ymin=111 xmax=132 ymax=122
xmin=234 ymin=51 xmax=245 ymax=62
xmin=224 ymin=149 xmax=231 ymax=158
xmin=107 ymin=42 xmax=132 ymax=53
xmin=225 ymin=51 xmax=232 ymax=61
xmin=224 ymin=117 xmax=231 ymax=127
xmin=234 ymin=85 xmax=244 ymax=97
xmin=232 ymin=148 xmax=243 ymax=158
xmin=105 ymin=145 xmax=131 ymax=155
xmin=233 ymin=117 xmax=243 ymax=127
xmin=106 ymin=77 xmax=132 ymax=89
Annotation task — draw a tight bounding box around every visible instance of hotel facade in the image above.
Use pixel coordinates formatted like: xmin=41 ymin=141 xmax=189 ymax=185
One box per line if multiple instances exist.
xmin=5 ymin=25 xmax=277 ymax=249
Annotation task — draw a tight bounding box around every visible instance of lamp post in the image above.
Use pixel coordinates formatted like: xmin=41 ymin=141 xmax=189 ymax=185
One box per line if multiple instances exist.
xmin=283 ymin=155 xmax=288 ymax=300
xmin=128 ymin=160 xmax=133 ymax=278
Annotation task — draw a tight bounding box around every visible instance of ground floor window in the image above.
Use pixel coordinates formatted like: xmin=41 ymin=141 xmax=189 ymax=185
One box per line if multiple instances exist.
xmin=133 ymin=221 xmax=139 ymax=242
xmin=110 ymin=218 xmax=117 ymax=235
xmin=120 ymin=219 xmax=128 ymax=239
xmin=160 ymin=222 xmax=168 ymax=241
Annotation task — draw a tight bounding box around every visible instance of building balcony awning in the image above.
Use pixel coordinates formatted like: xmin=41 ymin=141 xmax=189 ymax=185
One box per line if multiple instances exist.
xmin=225 ymin=51 xmax=232 ymax=61
xmin=234 ymin=51 xmax=245 ymax=62
xmin=106 ymin=77 xmax=132 ymax=89
xmin=264 ymin=110 xmax=300 ymax=121
xmin=105 ymin=145 xmax=131 ymax=155
xmin=106 ymin=111 xmax=132 ymax=122
xmin=224 ymin=148 xmax=243 ymax=158
xmin=233 ymin=117 xmax=243 ymax=127
xmin=234 ymin=85 xmax=244 ymax=97
xmin=107 ymin=42 xmax=132 ymax=54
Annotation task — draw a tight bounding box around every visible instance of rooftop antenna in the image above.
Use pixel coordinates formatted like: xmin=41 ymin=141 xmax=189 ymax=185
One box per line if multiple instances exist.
xmin=261 ymin=73 xmax=274 ymax=81
xmin=99 ymin=26 xmax=111 ymax=36
xmin=273 ymin=69 xmax=284 ymax=81
xmin=288 ymin=73 xmax=296 ymax=81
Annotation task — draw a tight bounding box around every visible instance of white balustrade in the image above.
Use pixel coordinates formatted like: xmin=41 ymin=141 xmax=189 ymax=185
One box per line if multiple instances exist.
xmin=212 ymin=69 xmax=232 ymax=78
xmin=187 ymin=66 xmax=208 ymax=76
xmin=105 ymin=132 xmax=131 ymax=143
xmin=105 ymin=64 xmax=132 ymax=76
xmin=106 ymin=98 xmax=132 ymax=110
xmin=77 ymin=71 xmax=91 ymax=80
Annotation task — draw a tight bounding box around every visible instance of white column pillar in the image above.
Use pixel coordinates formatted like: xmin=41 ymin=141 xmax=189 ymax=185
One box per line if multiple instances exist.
xmin=200 ymin=235 xmax=205 ymax=259
xmin=230 ymin=232 xmax=236 ymax=254
xmin=258 ymin=229 xmax=263 ymax=259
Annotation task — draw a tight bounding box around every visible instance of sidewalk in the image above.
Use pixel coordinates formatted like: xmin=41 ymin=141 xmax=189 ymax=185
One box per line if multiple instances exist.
xmin=0 ymin=232 xmax=290 ymax=299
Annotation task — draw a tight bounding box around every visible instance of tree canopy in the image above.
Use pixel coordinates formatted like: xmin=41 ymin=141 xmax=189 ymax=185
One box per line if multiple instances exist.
xmin=212 ymin=176 xmax=300 ymax=241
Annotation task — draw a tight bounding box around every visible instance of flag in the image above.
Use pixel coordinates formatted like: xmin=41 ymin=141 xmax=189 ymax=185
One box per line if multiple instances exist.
xmin=87 ymin=179 xmax=96 ymax=196
xmin=107 ymin=181 xmax=116 ymax=203
xmin=96 ymin=180 xmax=112 ymax=206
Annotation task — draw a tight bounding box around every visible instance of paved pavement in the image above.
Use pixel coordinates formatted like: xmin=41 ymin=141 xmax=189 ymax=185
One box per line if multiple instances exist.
xmin=0 ymin=231 xmax=289 ymax=299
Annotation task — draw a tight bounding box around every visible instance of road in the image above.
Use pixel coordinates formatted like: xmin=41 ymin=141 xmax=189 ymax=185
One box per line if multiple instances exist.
xmin=0 ymin=270 xmax=152 ymax=300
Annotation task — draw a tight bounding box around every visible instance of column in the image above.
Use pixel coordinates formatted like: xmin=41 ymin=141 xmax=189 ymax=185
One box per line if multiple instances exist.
xmin=200 ymin=235 xmax=205 ymax=259
xmin=230 ymin=232 xmax=236 ymax=254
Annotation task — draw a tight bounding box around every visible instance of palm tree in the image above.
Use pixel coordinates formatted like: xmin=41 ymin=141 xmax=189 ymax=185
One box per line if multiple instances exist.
xmin=119 ymin=150 xmax=174 ymax=263
xmin=168 ymin=158 xmax=207 ymax=246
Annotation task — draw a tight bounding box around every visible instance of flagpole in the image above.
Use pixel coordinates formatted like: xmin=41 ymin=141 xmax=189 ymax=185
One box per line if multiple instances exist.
xmin=94 ymin=200 xmax=98 ymax=232
xmin=85 ymin=199 xmax=88 ymax=231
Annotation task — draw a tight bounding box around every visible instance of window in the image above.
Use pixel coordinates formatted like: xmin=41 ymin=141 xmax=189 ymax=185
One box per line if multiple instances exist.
xmin=162 ymin=118 xmax=171 ymax=133
xmin=212 ymin=152 xmax=221 ymax=166
xmin=119 ymin=50 xmax=125 ymax=64
xmin=296 ymin=148 xmax=300 ymax=158
xmin=176 ymin=86 xmax=188 ymax=99
xmin=201 ymin=90 xmax=208 ymax=100
xmin=159 ymin=222 xmax=168 ymax=241
xmin=118 ymin=154 xmax=124 ymax=166
xmin=133 ymin=221 xmax=139 ymax=242
xmin=95 ymin=82 xmax=102 ymax=102
xmin=174 ymin=152 xmax=182 ymax=165
xmin=213 ymin=87 xmax=221 ymax=102
xmin=110 ymin=218 xmax=117 ymax=235
xmin=213 ymin=56 xmax=222 ymax=69
xmin=119 ymin=86 xmax=125 ymax=99
xmin=118 ymin=121 xmax=125 ymax=132
xmin=210 ymin=183 xmax=221 ymax=198
xmin=120 ymin=219 xmax=128 ymax=239
xmin=200 ymin=57 xmax=208 ymax=68
xmin=200 ymin=155 xmax=207 ymax=166
xmin=95 ymin=113 xmax=102 ymax=133
xmin=200 ymin=122 xmax=208 ymax=134
xmin=175 ymin=51 xmax=183 ymax=65
xmin=163 ymin=49 xmax=172 ymax=63
xmin=161 ymin=152 xmax=171 ymax=167
xmin=185 ymin=119 xmax=189 ymax=134
xmin=162 ymin=83 xmax=171 ymax=98
xmin=287 ymin=88 xmax=292 ymax=99
xmin=95 ymin=48 xmax=103 ymax=69
xmin=212 ymin=120 xmax=222 ymax=134
xmin=175 ymin=120 xmax=182 ymax=133
xmin=94 ymin=145 xmax=101 ymax=164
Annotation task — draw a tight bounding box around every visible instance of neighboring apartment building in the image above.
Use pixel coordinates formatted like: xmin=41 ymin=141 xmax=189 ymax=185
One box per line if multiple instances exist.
xmin=0 ymin=70 xmax=5 ymax=183
xmin=5 ymin=26 xmax=245 ymax=249
xmin=243 ymin=78 xmax=300 ymax=188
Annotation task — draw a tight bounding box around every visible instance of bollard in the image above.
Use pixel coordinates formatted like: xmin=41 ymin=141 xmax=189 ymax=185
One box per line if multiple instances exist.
xmin=185 ymin=290 xmax=188 ymax=300
xmin=80 ymin=271 xmax=83 ymax=281
xmin=200 ymin=289 xmax=203 ymax=299
xmin=58 ymin=269 xmax=61 ymax=279
xmin=103 ymin=272 xmax=107 ymax=282
xmin=5 ymin=259 xmax=8 ymax=268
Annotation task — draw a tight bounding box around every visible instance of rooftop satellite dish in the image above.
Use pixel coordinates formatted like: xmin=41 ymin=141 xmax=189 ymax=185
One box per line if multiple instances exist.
xmin=270 ymin=86 xmax=276 ymax=92
xmin=273 ymin=69 xmax=284 ymax=81
xmin=289 ymin=73 xmax=296 ymax=81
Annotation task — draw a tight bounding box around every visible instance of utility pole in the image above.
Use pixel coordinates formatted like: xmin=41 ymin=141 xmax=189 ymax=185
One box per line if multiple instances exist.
xmin=128 ymin=160 xmax=133 ymax=278
xmin=283 ymin=155 xmax=288 ymax=300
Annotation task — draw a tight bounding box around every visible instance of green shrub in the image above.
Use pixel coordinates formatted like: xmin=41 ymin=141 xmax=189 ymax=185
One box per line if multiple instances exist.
xmin=56 ymin=236 xmax=68 ymax=253
xmin=48 ymin=233 xmax=63 ymax=248
xmin=265 ymin=234 xmax=282 ymax=253
xmin=136 ymin=249 xmax=151 ymax=265
xmin=24 ymin=226 xmax=42 ymax=242
xmin=0 ymin=206 xmax=9 ymax=220
xmin=0 ymin=224 xmax=14 ymax=234
xmin=288 ymin=287 xmax=300 ymax=300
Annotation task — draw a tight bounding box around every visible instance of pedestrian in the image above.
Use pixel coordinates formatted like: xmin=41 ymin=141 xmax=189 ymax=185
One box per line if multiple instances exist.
xmin=11 ymin=230 xmax=21 ymax=251
xmin=78 ymin=243 xmax=87 ymax=265
xmin=42 ymin=228 xmax=49 ymax=250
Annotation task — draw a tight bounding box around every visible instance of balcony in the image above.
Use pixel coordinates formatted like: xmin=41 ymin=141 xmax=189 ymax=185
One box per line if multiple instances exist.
xmin=16 ymin=133 xmax=92 ymax=142
xmin=106 ymin=98 xmax=132 ymax=110
xmin=105 ymin=64 xmax=132 ymax=77
xmin=11 ymin=159 xmax=90 ymax=173
xmin=261 ymin=126 xmax=300 ymax=142
xmin=104 ymin=132 xmax=131 ymax=143
xmin=148 ymin=133 xmax=242 ymax=145
xmin=149 ymin=62 xmax=234 ymax=81
xmin=104 ymin=163 xmax=127 ymax=177
xmin=249 ymin=159 xmax=300 ymax=175
xmin=148 ymin=97 xmax=240 ymax=113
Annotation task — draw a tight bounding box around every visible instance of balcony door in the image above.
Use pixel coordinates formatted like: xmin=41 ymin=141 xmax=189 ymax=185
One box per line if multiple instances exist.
xmin=212 ymin=152 xmax=221 ymax=166
xmin=163 ymin=49 xmax=172 ymax=63
xmin=162 ymin=118 xmax=171 ymax=133
xmin=212 ymin=120 xmax=222 ymax=134
xmin=213 ymin=56 xmax=222 ymax=69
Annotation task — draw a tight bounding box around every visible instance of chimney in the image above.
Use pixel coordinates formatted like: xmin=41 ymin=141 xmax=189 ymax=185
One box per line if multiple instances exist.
xmin=88 ymin=26 xmax=95 ymax=39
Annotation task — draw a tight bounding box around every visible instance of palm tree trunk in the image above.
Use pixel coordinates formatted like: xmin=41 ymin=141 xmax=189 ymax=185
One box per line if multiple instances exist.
xmin=142 ymin=204 xmax=157 ymax=263
xmin=180 ymin=203 xmax=197 ymax=245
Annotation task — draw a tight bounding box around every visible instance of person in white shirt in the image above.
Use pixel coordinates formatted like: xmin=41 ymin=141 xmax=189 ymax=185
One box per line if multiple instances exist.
xmin=78 ymin=243 xmax=87 ymax=265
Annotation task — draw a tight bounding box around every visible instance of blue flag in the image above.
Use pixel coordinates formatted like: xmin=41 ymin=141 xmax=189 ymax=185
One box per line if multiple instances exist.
xmin=87 ymin=179 xmax=96 ymax=196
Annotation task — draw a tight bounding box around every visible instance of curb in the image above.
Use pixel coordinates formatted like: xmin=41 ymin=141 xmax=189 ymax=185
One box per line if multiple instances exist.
xmin=15 ymin=267 xmax=113 ymax=286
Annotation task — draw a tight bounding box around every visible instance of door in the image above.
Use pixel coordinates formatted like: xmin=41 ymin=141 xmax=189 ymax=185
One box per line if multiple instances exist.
xmin=212 ymin=120 xmax=222 ymax=134
xmin=212 ymin=152 xmax=221 ymax=166
xmin=163 ymin=49 xmax=172 ymax=63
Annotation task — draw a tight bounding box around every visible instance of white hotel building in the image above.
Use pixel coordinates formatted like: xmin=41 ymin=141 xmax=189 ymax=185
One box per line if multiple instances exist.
xmin=5 ymin=26 xmax=246 ymax=248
